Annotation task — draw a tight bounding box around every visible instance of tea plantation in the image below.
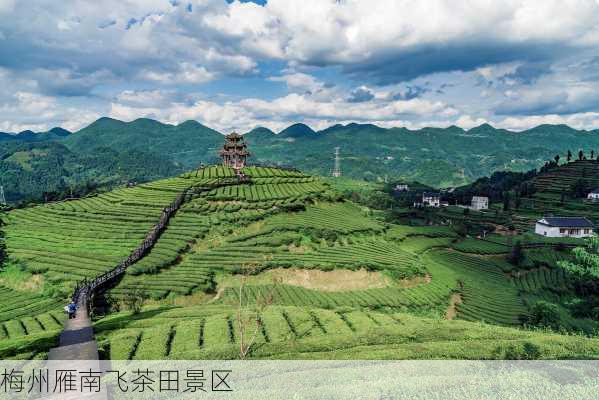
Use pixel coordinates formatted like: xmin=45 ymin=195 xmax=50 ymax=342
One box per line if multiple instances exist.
xmin=1 ymin=165 xmax=597 ymax=359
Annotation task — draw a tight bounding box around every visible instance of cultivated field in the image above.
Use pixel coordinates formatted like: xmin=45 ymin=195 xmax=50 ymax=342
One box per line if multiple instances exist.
xmin=1 ymin=166 xmax=597 ymax=359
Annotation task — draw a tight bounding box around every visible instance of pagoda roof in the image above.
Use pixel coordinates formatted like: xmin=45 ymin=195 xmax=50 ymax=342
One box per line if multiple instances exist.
xmin=225 ymin=132 xmax=243 ymax=139
xmin=219 ymin=149 xmax=250 ymax=156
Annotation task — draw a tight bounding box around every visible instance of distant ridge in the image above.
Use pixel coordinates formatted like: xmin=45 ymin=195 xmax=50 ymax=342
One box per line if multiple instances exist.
xmin=0 ymin=127 xmax=72 ymax=142
xmin=4 ymin=116 xmax=599 ymax=202
xmin=8 ymin=116 xmax=599 ymax=139
xmin=278 ymin=123 xmax=316 ymax=138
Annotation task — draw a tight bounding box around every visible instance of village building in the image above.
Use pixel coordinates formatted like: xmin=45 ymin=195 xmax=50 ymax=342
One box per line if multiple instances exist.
xmin=534 ymin=217 xmax=594 ymax=238
xmin=417 ymin=192 xmax=441 ymax=208
xmin=394 ymin=184 xmax=410 ymax=192
xmin=220 ymin=132 xmax=250 ymax=170
xmin=471 ymin=196 xmax=489 ymax=210
xmin=587 ymin=189 xmax=599 ymax=201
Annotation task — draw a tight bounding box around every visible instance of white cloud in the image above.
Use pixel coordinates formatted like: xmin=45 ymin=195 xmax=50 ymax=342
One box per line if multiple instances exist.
xmin=455 ymin=115 xmax=489 ymax=129
xmin=141 ymin=63 xmax=215 ymax=84
xmin=269 ymin=72 xmax=324 ymax=93
xmin=0 ymin=90 xmax=101 ymax=132
xmin=2 ymin=1 xmax=599 ymax=132
xmin=106 ymin=87 xmax=455 ymax=133
xmin=0 ymin=0 xmax=15 ymax=14
xmin=495 ymin=113 xmax=599 ymax=131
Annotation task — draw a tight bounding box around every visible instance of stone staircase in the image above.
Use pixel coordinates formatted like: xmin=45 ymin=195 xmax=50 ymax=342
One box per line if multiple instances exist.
xmin=46 ymin=177 xmax=246 ymax=362
xmin=48 ymin=307 xmax=99 ymax=361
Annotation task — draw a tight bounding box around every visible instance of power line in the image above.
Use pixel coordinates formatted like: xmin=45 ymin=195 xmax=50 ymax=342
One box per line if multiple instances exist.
xmin=332 ymin=147 xmax=342 ymax=177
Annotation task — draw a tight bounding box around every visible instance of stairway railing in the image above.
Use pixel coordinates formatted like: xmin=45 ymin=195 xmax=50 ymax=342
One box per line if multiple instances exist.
xmin=72 ymin=189 xmax=188 ymax=309
xmin=70 ymin=174 xmax=252 ymax=312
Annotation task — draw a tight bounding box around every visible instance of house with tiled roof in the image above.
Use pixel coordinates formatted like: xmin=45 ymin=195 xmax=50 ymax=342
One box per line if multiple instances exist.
xmin=535 ymin=217 xmax=594 ymax=238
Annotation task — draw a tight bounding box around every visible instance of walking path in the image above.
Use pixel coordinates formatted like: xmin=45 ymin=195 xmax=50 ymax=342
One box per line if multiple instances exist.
xmin=47 ymin=177 xmax=245 ymax=361
xmin=48 ymin=190 xmax=190 ymax=361
xmin=48 ymin=306 xmax=98 ymax=360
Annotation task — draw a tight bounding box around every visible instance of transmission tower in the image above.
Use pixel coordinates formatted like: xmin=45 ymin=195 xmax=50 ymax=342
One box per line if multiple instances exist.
xmin=0 ymin=186 xmax=6 ymax=205
xmin=332 ymin=147 xmax=342 ymax=177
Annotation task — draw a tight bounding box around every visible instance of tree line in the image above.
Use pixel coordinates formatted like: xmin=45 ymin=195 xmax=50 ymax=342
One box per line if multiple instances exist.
xmin=549 ymin=149 xmax=598 ymax=166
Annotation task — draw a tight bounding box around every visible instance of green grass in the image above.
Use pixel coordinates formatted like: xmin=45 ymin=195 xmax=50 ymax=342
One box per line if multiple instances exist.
xmin=450 ymin=238 xmax=510 ymax=254
xmin=424 ymin=250 xmax=528 ymax=325
xmin=93 ymin=305 xmax=599 ymax=360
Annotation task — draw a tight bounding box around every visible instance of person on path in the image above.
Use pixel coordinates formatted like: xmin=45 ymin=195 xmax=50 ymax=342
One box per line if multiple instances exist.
xmin=65 ymin=301 xmax=77 ymax=319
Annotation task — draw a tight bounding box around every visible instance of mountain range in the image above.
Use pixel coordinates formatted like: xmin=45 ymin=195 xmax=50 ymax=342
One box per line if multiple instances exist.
xmin=2 ymin=117 xmax=599 ymax=203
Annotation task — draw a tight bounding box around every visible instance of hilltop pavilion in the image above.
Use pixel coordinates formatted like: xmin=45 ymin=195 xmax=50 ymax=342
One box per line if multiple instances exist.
xmin=220 ymin=132 xmax=250 ymax=170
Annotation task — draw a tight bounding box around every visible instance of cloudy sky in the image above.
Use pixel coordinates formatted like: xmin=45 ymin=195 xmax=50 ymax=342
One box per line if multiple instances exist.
xmin=2 ymin=0 xmax=599 ymax=133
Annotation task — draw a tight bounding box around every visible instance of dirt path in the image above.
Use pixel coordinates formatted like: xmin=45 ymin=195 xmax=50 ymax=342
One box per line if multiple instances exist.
xmin=445 ymin=293 xmax=463 ymax=320
xmin=209 ymin=287 xmax=225 ymax=303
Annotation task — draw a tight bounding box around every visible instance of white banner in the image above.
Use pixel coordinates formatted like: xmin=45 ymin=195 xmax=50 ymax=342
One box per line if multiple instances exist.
xmin=0 ymin=360 xmax=597 ymax=400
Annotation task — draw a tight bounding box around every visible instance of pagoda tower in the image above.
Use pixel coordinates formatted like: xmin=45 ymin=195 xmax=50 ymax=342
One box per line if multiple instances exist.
xmin=219 ymin=132 xmax=250 ymax=170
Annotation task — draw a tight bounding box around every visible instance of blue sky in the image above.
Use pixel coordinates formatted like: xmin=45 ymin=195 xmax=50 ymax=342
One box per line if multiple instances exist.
xmin=1 ymin=0 xmax=599 ymax=133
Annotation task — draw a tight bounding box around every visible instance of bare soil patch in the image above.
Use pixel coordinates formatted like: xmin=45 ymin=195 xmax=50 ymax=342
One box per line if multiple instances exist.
xmin=0 ymin=273 xmax=44 ymax=292
xmin=271 ymin=268 xmax=390 ymax=291
xmin=217 ymin=268 xmax=431 ymax=292
xmin=446 ymin=293 xmax=463 ymax=320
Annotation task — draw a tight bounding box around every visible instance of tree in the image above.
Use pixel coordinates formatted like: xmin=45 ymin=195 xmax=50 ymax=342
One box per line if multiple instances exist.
xmin=503 ymin=192 xmax=511 ymax=212
xmin=527 ymin=301 xmax=561 ymax=328
xmin=570 ymin=179 xmax=589 ymax=198
xmin=123 ymin=287 xmax=148 ymax=314
xmin=578 ymin=150 xmax=584 ymax=160
xmin=554 ymin=154 xmax=560 ymax=165
xmin=508 ymin=240 xmax=525 ymax=266
xmin=234 ymin=263 xmax=279 ymax=359
xmin=453 ymin=221 xmax=468 ymax=238
xmin=559 ymin=236 xmax=599 ymax=282
xmin=558 ymin=236 xmax=599 ymax=319
xmin=567 ymin=150 xmax=572 ymax=162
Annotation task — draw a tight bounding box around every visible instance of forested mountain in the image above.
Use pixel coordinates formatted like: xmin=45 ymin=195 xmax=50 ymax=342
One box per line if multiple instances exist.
xmin=0 ymin=140 xmax=180 ymax=203
xmin=63 ymin=117 xmax=223 ymax=168
xmin=248 ymin=122 xmax=599 ymax=186
xmin=0 ymin=127 xmax=70 ymax=142
xmin=2 ymin=117 xmax=599 ymax=203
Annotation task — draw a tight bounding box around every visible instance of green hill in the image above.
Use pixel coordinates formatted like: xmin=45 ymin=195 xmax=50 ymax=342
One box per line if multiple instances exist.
xmin=0 ymin=127 xmax=71 ymax=143
xmin=0 ymin=140 xmax=180 ymax=203
xmin=5 ymin=118 xmax=599 ymax=202
xmin=498 ymin=159 xmax=599 ymax=231
xmin=278 ymin=123 xmax=317 ymax=139
xmin=63 ymin=117 xmax=224 ymax=168
xmin=1 ymin=165 xmax=597 ymax=359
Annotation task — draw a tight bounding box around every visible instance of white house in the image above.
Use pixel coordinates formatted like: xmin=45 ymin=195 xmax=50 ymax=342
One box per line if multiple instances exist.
xmin=587 ymin=189 xmax=599 ymax=201
xmin=394 ymin=184 xmax=410 ymax=192
xmin=534 ymin=217 xmax=594 ymax=238
xmin=471 ymin=196 xmax=489 ymax=210
xmin=422 ymin=192 xmax=441 ymax=208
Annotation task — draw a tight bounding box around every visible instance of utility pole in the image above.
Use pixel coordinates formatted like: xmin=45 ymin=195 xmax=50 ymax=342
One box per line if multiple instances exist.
xmin=0 ymin=186 xmax=6 ymax=205
xmin=332 ymin=147 xmax=342 ymax=177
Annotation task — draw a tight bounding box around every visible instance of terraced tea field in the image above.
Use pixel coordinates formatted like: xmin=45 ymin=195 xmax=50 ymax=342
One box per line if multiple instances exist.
xmin=1 ymin=165 xmax=597 ymax=360
xmin=92 ymin=305 xmax=599 ymax=360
